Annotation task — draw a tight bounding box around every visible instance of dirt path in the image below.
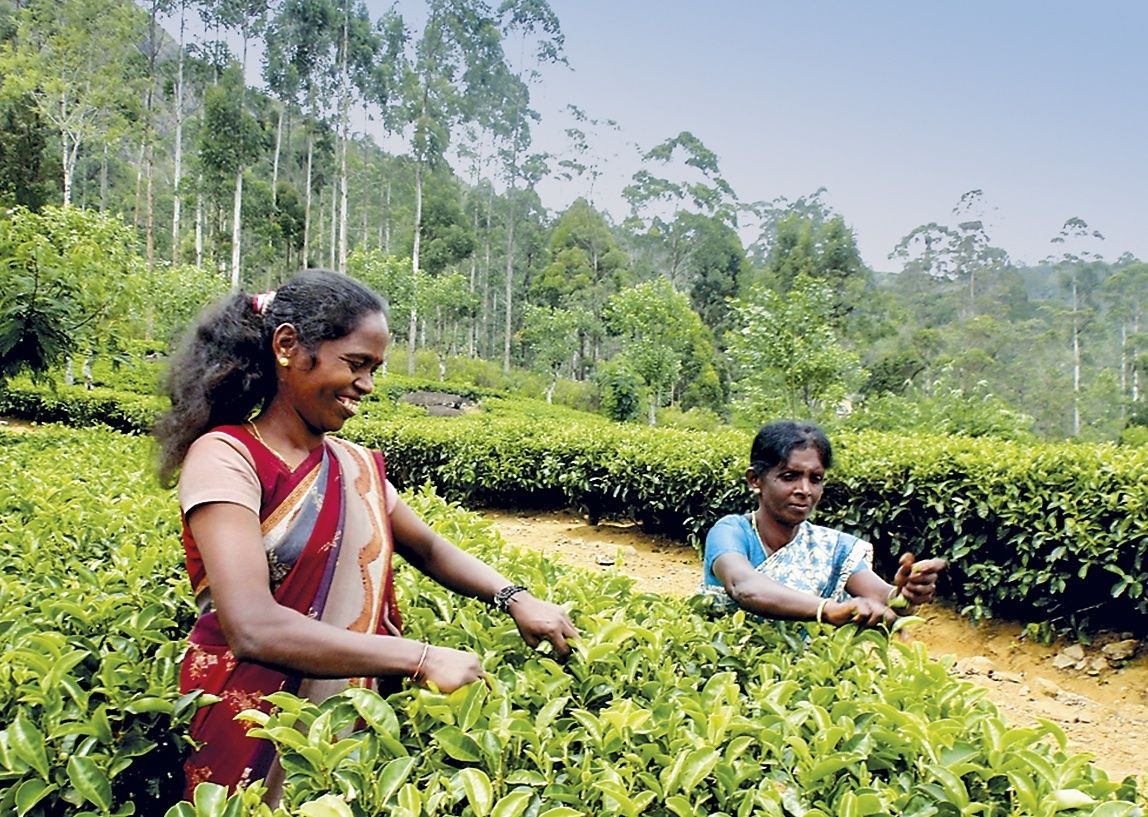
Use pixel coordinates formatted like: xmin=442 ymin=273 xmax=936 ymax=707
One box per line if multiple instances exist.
xmin=482 ymin=508 xmax=1148 ymax=784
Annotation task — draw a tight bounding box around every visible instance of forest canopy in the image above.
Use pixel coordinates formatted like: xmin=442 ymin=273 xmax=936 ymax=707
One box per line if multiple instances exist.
xmin=0 ymin=0 xmax=1142 ymax=443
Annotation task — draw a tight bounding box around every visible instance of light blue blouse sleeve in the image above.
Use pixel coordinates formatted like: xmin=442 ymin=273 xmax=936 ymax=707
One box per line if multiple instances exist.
xmin=703 ymin=514 xmax=752 ymax=588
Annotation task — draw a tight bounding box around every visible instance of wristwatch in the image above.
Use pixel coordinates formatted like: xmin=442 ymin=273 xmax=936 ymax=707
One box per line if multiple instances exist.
xmin=493 ymin=584 xmax=529 ymax=613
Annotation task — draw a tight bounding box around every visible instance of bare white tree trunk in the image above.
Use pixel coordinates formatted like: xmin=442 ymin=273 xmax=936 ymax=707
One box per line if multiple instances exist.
xmin=407 ymin=160 xmax=423 ymax=375
xmin=383 ymin=180 xmax=391 ymax=254
xmin=231 ymin=170 xmax=243 ymax=287
xmin=61 ymin=131 xmax=79 ymax=207
xmin=132 ymin=141 xmax=145 ymax=225
xmin=171 ymin=2 xmax=186 ymax=264
xmin=502 ymin=203 xmax=516 ymax=372
xmin=303 ymin=132 xmax=313 ymax=267
xmin=194 ymin=181 xmax=204 ymax=267
xmin=271 ymin=107 xmax=283 ymax=206
xmin=1133 ymin=313 xmax=1142 ymax=405
xmin=1071 ymin=278 xmax=1081 ymax=436
xmin=336 ymin=6 xmax=350 ymax=271
xmin=328 ymin=184 xmax=337 ymax=269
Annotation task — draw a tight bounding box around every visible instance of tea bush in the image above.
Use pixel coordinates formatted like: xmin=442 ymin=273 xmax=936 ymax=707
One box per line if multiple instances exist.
xmin=2 ymin=385 xmax=1146 ymax=632
xmin=1 ymin=426 xmax=1142 ymax=816
xmin=0 ymin=381 xmax=163 ymax=433
xmin=0 ymin=428 xmax=198 ymax=815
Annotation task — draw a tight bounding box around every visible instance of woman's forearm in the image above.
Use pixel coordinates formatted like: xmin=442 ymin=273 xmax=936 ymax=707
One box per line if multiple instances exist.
xmin=727 ymin=573 xmax=826 ymax=620
xmin=407 ymin=533 xmax=515 ymax=603
xmin=223 ymin=605 xmax=426 ymax=678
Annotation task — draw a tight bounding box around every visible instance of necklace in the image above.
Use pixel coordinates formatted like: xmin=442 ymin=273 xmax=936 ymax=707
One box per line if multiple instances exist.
xmin=751 ymin=509 xmax=773 ymax=556
xmin=246 ymin=420 xmax=293 ymax=469
xmin=751 ymin=508 xmax=784 ymax=557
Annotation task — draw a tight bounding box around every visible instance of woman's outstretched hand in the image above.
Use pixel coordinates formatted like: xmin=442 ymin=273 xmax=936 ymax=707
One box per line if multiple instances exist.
xmin=418 ymin=645 xmax=487 ymax=692
xmin=892 ymin=552 xmax=947 ymax=607
xmin=824 ymin=597 xmax=897 ymax=628
xmin=507 ymin=593 xmax=578 ymax=657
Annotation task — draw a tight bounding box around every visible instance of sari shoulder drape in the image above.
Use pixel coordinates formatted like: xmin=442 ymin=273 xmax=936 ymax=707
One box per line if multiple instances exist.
xmin=699 ymin=517 xmax=872 ymax=609
xmin=179 ymin=427 xmax=401 ymax=803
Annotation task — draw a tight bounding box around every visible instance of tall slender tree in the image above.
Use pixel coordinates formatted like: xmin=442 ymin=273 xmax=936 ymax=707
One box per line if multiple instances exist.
xmin=494 ymin=0 xmax=565 ymax=371
xmin=0 ymin=0 xmax=146 ymax=206
xmin=397 ymin=0 xmax=516 ymax=374
xmin=1101 ymin=260 xmax=1147 ymax=414
xmin=622 ymin=131 xmax=737 ymax=286
xmin=1045 ymin=216 xmax=1106 ymax=436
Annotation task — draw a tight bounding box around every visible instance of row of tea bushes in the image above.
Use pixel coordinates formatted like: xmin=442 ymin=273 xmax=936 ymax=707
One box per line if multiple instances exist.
xmin=348 ymin=414 xmax=1148 ymax=634
xmin=0 ymin=426 xmax=1141 ymax=816
xmin=0 ymin=427 xmax=198 ymax=815
xmin=0 ymin=383 xmax=163 ymax=434
xmin=2 ymin=383 xmax=1146 ymax=632
xmin=204 ymin=486 xmax=1140 ymax=817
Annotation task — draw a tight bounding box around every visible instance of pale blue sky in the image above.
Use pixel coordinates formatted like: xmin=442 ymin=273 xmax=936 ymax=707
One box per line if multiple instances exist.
xmin=519 ymin=1 xmax=1146 ymax=270
xmin=209 ymin=1 xmax=1145 ymax=270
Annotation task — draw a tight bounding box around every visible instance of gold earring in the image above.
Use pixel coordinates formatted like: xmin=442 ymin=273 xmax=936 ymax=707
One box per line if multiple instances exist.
xmin=278 ymin=356 xmax=289 ymax=367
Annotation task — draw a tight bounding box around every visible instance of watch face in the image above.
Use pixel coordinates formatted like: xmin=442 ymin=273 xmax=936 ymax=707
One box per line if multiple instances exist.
xmin=496 ymin=584 xmax=528 ymax=612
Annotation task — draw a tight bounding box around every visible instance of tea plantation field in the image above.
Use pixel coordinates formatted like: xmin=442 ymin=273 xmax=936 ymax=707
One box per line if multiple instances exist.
xmin=0 ymin=425 xmax=1143 ymax=816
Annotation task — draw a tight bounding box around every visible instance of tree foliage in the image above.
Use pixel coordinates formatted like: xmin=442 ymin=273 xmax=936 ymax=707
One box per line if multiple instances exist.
xmin=603 ymin=278 xmax=707 ymax=425
xmin=0 ymin=0 xmax=146 ymax=204
xmin=728 ymin=276 xmax=863 ymax=422
xmin=0 ymin=206 xmax=144 ymax=382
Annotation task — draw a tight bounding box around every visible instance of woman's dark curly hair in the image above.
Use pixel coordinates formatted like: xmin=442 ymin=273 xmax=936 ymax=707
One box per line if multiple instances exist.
xmin=749 ymin=420 xmax=833 ymax=474
xmin=154 ymin=269 xmax=385 ymax=486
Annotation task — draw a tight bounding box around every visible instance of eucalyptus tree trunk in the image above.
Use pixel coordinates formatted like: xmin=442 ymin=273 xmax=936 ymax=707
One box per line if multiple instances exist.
xmin=303 ymin=132 xmax=314 ymax=267
xmin=231 ymin=33 xmax=254 ymax=288
xmin=61 ymin=133 xmax=80 ymax=206
xmin=383 ymin=180 xmax=391 ymax=254
xmin=336 ymin=9 xmax=350 ymax=271
xmin=502 ymin=201 xmax=516 ymax=372
xmin=480 ymin=183 xmax=495 ymax=358
xmin=171 ymin=2 xmax=186 ymax=264
xmin=142 ymin=0 xmax=161 ymax=272
xmin=328 ymin=186 xmax=337 ymax=269
xmin=1071 ymin=277 xmax=1081 ymax=437
xmin=195 ymin=179 xmax=204 ymax=268
xmin=1133 ymin=313 xmax=1141 ymax=405
xmin=407 ymin=158 xmax=424 ymax=375
xmin=145 ymin=139 xmax=155 ymax=271
xmin=133 ymin=142 xmax=145 ymax=226
xmin=194 ymin=90 xmax=206 ymax=267
xmin=230 ymin=171 xmax=243 ymax=287
xmin=468 ymin=208 xmax=479 ymax=357
xmin=271 ymin=108 xmax=284 ymax=206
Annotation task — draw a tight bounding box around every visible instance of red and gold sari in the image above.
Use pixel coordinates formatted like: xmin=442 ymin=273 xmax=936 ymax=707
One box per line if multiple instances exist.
xmin=178 ymin=425 xmax=402 ymax=802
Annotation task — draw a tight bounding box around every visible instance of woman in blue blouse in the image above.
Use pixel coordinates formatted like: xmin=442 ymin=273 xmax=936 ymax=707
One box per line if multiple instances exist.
xmin=703 ymin=420 xmax=945 ymax=627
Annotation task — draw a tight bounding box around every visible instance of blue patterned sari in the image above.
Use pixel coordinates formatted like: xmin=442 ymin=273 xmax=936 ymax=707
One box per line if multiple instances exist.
xmin=700 ymin=515 xmax=871 ymax=611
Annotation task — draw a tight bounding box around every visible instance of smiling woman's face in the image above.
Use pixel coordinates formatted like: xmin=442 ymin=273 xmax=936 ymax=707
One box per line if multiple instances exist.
xmin=287 ymin=310 xmax=389 ymax=435
xmin=751 ymin=445 xmax=826 ymax=528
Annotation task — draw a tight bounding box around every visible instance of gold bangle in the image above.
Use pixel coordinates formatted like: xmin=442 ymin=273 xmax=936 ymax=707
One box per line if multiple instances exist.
xmin=815 ymin=598 xmax=829 ymax=625
xmin=412 ymin=642 xmax=430 ymax=682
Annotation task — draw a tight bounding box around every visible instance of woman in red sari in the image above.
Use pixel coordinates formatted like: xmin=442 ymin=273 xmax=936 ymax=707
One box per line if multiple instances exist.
xmin=155 ymin=269 xmax=577 ymax=804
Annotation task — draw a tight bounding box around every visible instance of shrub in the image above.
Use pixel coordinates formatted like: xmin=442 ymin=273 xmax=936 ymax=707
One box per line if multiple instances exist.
xmin=595 ymin=359 xmax=644 ymax=423
xmin=3 ymin=384 xmax=1146 ymax=635
xmin=0 ymin=428 xmax=1140 ymax=817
